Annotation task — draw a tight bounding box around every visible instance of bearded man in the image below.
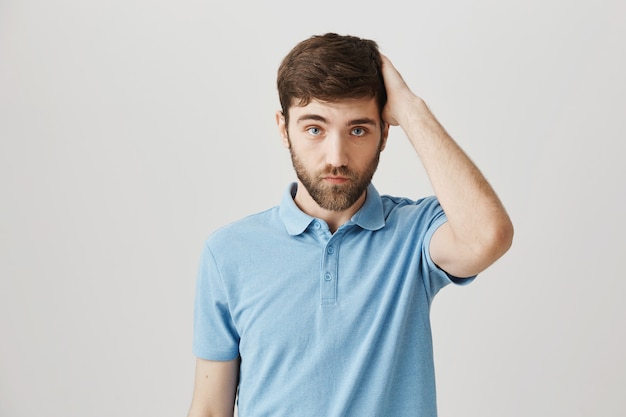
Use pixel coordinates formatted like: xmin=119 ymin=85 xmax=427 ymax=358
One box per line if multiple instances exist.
xmin=186 ymin=33 xmax=513 ymax=417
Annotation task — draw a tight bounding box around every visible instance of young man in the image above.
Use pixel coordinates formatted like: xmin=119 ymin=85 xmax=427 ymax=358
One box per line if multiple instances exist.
xmin=187 ymin=33 xmax=513 ymax=417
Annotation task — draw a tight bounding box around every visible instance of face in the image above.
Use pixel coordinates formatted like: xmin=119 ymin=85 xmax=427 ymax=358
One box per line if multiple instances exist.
xmin=277 ymin=98 xmax=388 ymax=212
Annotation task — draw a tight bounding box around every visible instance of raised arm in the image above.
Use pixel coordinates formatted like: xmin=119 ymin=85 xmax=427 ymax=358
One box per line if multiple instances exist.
xmin=380 ymin=55 xmax=513 ymax=278
xmin=187 ymin=357 xmax=239 ymax=417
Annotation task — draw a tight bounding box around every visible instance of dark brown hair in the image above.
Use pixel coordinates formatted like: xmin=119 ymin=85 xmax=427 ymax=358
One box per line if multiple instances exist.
xmin=277 ymin=33 xmax=386 ymax=125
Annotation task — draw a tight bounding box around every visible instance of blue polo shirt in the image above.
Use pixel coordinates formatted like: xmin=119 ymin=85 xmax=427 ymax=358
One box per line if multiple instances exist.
xmin=193 ymin=183 xmax=473 ymax=417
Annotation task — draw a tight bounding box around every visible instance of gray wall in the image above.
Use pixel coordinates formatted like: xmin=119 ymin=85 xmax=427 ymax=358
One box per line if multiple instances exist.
xmin=1 ymin=0 xmax=624 ymax=416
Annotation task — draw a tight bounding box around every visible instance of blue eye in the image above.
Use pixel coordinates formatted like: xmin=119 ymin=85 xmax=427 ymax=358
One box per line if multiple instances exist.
xmin=352 ymin=127 xmax=366 ymax=136
xmin=307 ymin=127 xmax=322 ymax=136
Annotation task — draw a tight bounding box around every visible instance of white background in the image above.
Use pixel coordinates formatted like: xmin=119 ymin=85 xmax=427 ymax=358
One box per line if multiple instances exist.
xmin=1 ymin=0 xmax=624 ymax=416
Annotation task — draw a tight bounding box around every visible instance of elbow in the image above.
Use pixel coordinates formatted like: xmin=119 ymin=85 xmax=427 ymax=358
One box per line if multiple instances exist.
xmin=483 ymin=216 xmax=514 ymax=261
xmin=435 ymin=216 xmax=514 ymax=278
xmin=500 ymin=216 xmax=515 ymax=252
xmin=461 ymin=219 xmax=513 ymax=276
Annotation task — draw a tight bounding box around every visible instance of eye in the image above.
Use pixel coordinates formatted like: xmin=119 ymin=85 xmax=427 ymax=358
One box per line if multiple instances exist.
xmin=351 ymin=127 xmax=367 ymax=137
xmin=306 ymin=127 xmax=322 ymax=136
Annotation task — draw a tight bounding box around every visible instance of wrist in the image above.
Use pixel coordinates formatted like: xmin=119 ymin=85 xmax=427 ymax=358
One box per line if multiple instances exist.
xmin=400 ymin=96 xmax=433 ymax=130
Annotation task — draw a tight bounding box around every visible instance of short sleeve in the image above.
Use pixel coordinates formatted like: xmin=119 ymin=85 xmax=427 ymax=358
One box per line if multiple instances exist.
xmin=192 ymin=242 xmax=240 ymax=361
xmin=420 ymin=198 xmax=475 ymax=302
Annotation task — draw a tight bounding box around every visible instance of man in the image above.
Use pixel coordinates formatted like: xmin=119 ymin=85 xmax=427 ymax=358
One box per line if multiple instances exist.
xmin=187 ymin=33 xmax=513 ymax=417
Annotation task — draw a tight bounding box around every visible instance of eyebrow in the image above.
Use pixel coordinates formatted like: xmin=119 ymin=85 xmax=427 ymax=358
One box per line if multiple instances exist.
xmin=348 ymin=118 xmax=378 ymax=127
xmin=296 ymin=114 xmax=328 ymax=124
xmin=296 ymin=114 xmax=378 ymax=127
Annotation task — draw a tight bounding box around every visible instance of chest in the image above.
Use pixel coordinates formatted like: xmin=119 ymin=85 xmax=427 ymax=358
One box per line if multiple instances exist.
xmin=220 ymin=229 xmax=430 ymax=357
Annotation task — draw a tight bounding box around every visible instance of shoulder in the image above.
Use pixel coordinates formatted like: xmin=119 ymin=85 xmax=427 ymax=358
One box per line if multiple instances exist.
xmin=200 ymin=205 xmax=295 ymax=275
xmin=206 ymin=206 xmax=282 ymax=249
xmin=380 ymin=194 xmax=445 ymax=225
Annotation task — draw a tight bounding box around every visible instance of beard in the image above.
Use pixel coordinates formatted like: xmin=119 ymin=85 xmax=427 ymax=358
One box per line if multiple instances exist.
xmin=289 ymin=144 xmax=382 ymax=212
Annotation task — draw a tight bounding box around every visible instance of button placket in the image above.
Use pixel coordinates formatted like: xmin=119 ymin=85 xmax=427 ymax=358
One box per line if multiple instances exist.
xmin=321 ymin=235 xmax=341 ymax=305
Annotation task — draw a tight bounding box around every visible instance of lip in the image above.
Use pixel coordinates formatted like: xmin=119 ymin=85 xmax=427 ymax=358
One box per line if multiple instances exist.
xmin=323 ymin=176 xmax=350 ymax=184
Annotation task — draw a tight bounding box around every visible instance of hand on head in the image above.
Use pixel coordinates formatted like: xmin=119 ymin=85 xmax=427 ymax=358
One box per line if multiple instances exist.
xmin=380 ymin=54 xmax=422 ymax=128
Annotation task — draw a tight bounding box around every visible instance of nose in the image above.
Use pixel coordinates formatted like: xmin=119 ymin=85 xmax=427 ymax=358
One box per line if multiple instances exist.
xmin=325 ymin=132 xmax=348 ymax=168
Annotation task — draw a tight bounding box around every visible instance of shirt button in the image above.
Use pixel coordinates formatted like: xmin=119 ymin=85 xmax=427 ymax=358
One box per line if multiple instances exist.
xmin=313 ymin=221 xmax=321 ymax=229
xmin=327 ymin=246 xmax=334 ymax=254
xmin=324 ymin=272 xmax=332 ymax=281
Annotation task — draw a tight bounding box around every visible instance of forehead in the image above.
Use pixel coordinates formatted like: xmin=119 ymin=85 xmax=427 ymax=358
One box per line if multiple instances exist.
xmin=289 ymin=98 xmax=380 ymax=125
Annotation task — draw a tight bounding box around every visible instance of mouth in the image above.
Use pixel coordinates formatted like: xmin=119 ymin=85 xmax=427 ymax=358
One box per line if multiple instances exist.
xmin=322 ymin=176 xmax=350 ymax=185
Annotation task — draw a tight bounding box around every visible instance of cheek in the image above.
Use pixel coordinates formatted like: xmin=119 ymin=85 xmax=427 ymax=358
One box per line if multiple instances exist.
xmin=291 ymin=141 xmax=321 ymax=161
xmin=354 ymin=143 xmax=381 ymax=162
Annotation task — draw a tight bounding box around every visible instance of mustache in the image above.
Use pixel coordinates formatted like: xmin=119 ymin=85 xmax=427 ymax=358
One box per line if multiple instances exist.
xmin=320 ymin=166 xmax=355 ymax=178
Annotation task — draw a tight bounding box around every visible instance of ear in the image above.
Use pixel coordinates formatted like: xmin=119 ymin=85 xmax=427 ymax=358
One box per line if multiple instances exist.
xmin=276 ymin=111 xmax=290 ymax=148
xmin=379 ymin=122 xmax=390 ymax=151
